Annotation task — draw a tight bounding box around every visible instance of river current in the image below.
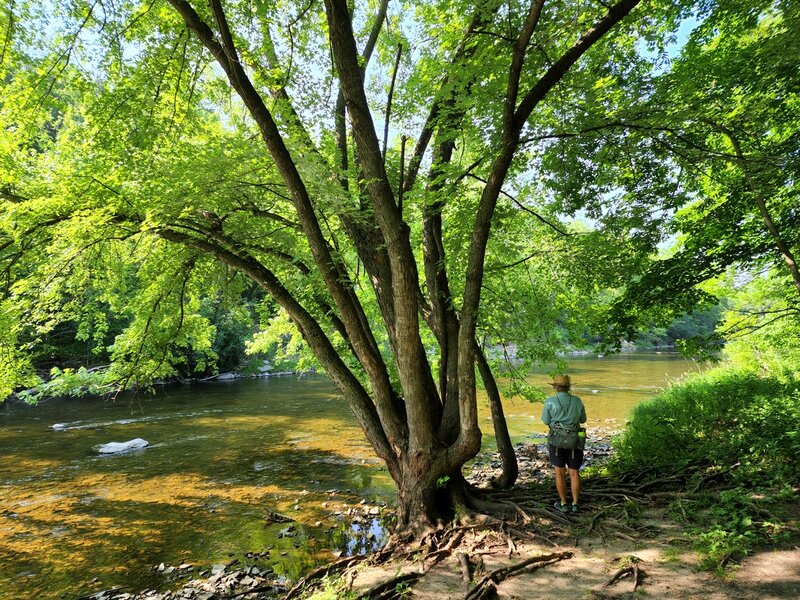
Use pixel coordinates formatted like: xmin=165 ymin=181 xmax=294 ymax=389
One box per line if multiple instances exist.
xmin=0 ymin=352 xmax=702 ymax=598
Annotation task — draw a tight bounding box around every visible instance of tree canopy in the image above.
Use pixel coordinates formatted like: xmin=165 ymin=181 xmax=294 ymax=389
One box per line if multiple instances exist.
xmin=1 ymin=0 xmax=797 ymax=532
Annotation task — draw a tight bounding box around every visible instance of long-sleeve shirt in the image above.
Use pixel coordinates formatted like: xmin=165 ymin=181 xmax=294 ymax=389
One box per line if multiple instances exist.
xmin=541 ymin=391 xmax=586 ymax=428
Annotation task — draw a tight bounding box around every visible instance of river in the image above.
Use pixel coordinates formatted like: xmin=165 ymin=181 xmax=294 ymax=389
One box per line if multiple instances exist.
xmin=0 ymin=352 xmax=702 ymax=598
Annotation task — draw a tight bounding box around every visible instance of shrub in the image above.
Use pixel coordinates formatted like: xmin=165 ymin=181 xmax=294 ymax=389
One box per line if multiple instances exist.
xmin=610 ymin=366 xmax=800 ymax=486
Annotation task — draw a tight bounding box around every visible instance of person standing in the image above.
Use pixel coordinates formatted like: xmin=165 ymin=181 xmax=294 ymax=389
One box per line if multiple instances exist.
xmin=541 ymin=374 xmax=587 ymax=513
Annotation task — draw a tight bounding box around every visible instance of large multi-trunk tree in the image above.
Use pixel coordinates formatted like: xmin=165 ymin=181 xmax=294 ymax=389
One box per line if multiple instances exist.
xmin=1 ymin=0 xmax=691 ymax=532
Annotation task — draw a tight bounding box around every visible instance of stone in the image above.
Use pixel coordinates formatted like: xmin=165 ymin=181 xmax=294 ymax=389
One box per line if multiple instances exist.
xmin=95 ymin=438 xmax=149 ymax=454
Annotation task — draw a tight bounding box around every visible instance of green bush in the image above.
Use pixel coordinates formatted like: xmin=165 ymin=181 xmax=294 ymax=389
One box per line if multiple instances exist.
xmin=610 ymin=366 xmax=800 ymax=486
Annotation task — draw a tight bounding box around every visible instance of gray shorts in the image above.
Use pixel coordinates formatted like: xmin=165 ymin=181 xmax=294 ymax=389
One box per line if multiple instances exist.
xmin=548 ymin=445 xmax=584 ymax=470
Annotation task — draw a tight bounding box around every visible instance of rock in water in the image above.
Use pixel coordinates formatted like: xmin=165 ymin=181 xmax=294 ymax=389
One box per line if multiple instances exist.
xmin=95 ymin=438 xmax=149 ymax=454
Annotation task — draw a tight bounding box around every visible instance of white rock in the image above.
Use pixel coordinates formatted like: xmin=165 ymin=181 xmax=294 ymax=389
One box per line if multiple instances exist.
xmin=51 ymin=423 xmax=69 ymax=431
xmin=95 ymin=438 xmax=149 ymax=454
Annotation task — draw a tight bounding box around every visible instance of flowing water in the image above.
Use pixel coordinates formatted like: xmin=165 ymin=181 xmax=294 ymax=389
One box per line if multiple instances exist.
xmin=0 ymin=352 xmax=703 ymax=598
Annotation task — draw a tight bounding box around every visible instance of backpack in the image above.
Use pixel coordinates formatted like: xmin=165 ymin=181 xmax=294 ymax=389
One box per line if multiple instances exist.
xmin=548 ymin=422 xmax=580 ymax=450
xmin=547 ymin=394 xmax=586 ymax=450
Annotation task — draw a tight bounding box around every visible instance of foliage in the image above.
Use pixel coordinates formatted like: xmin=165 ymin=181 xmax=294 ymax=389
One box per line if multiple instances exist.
xmin=611 ymin=364 xmax=800 ymax=485
xmin=304 ymin=574 xmax=357 ymax=600
xmin=539 ymin=0 xmax=800 ymax=350
xmin=17 ymin=366 xmax=113 ymax=403
xmin=677 ymin=485 xmax=794 ymax=574
xmin=612 ymin=361 xmax=799 ymax=572
xmin=2 ymin=0 xmax=796 ymax=528
xmin=714 ymin=270 xmax=800 ymax=374
xmin=246 ymin=308 xmax=318 ymax=374
xmin=691 ymin=489 xmax=761 ymax=573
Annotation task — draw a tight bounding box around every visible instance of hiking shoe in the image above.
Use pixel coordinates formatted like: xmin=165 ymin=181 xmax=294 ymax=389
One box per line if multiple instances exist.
xmin=571 ymin=503 xmax=579 ymax=513
xmin=554 ymin=501 xmax=569 ymax=513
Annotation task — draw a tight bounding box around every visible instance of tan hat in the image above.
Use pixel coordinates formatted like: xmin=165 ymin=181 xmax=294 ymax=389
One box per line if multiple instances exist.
xmin=551 ymin=374 xmax=571 ymax=387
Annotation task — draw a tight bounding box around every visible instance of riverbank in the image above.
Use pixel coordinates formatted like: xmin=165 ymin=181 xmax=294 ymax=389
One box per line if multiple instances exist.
xmin=74 ymin=433 xmax=617 ymax=600
xmin=77 ymin=426 xmax=800 ymax=599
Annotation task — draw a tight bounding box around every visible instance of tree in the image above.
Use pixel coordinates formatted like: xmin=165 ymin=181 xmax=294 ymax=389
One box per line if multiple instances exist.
xmin=1 ymin=0 xmax=690 ymax=534
xmin=536 ymin=0 xmax=799 ymax=348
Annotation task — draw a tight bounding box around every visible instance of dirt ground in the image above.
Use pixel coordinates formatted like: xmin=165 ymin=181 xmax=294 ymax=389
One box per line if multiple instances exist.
xmin=346 ymin=511 xmax=800 ymax=599
xmin=340 ymin=440 xmax=800 ymax=600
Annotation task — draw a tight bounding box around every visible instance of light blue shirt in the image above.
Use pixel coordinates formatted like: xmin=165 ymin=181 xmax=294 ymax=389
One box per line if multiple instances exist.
xmin=541 ymin=391 xmax=586 ymax=427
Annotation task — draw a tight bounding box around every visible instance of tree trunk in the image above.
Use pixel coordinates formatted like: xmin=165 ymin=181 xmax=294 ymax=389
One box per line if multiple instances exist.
xmin=476 ymin=345 xmax=518 ymax=489
xmin=394 ymin=468 xmax=445 ymax=535
xmin=165 ymin=0 xmax=645 ymax=538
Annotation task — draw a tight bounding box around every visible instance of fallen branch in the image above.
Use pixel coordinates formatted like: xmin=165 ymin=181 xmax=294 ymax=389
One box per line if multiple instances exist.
xmin=465 ymin=551 xmax=573 ymax=600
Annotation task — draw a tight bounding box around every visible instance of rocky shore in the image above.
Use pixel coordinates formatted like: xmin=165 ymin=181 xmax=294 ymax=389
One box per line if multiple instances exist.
xmin=466 ymin=425 xmax=619 ymax=488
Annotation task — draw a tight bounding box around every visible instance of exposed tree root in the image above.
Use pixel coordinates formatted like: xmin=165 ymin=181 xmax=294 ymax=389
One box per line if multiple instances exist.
xmin=464 ymin=551 xmax=574 ymax=600
xmin=350 ymin=528 xmax=468 ymax=599
xmin=354 ymin=571 xmax=423 ymax=600
xmin=281 ymin=472 xmax=692 ymax=599
xmin=457 ymin=552 xmax=472 ymax=582
xmin=603 ymin=556 xmax=643 ymax=591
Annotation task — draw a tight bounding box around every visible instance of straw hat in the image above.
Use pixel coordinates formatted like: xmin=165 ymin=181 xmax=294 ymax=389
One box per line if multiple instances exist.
xmin=550 ymin=374 xmax=571 ymax=387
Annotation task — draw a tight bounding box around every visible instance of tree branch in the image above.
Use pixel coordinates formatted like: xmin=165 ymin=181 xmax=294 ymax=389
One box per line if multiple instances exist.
xmin=167 ymin=0 xmax=404 ymax=457
xmin=156 ymin=226 xmax=400 ymax=473
xmin=403 ymin=2 xmax=500 ymax=193
xmin=464 ymin=173 xmax=570 ymax=237
xmin=382 ymin=43 xmax=403 ymax=163
xmin=504 ymin=0 xmax=545 ymax=131
xmin=514 ymin=0 xmax=642 ymax=129
xmin=325 ymin=0 xmax=441 ymax=453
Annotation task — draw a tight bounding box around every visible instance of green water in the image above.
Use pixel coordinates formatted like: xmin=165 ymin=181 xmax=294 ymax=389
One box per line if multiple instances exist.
xmin=0 ymin=353 xmax=702 ymax=598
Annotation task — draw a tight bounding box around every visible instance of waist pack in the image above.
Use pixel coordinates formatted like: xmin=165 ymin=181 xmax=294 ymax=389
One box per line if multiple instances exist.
xmin=548 ymin=423 xmax=586 ymax=450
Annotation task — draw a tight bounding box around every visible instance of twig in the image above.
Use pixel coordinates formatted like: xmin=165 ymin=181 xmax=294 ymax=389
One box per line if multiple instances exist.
xmin=465 ymin=551 xmax=573 ymax=600
xmin=355 ymin=571 xmax=422 ymax=600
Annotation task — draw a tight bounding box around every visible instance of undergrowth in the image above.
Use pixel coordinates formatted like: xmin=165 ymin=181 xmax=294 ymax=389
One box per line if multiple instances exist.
xmin=608 ymin=363 xmax=800 ymax=572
